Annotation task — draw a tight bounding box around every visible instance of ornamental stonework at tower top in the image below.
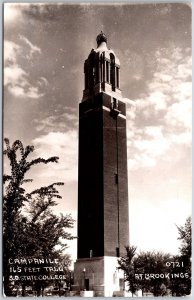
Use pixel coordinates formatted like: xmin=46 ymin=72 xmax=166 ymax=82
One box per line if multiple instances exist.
xmin=82 ymin=32 xmax=122 ymax=101
xmin=96 ymin=31 xmax=107 ymax=45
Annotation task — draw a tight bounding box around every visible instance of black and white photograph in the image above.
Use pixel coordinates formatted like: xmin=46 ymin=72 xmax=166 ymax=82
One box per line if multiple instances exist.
xmin=3 ymin=2 xmax=192 ymax=297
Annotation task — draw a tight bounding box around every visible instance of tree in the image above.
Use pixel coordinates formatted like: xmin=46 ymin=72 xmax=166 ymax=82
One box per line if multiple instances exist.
xmin=118 ymin=217 xmax=192 ymax=297
xmin=177 ymin=216 xmax=191 ymax=259
xmin=118 ymin=246 xmax=139 ymax=296
xmin=23 ymin=185 xmax=74 ymax=257
xmin=118 ymin=247 xmax=171 ymax=296
xmin=134 ymin=251 xmax=171 ymax=296
xmin=170 ymin=217 xmax=192 ymax=296
xmin=18 ymin=188 xmax=74 ymax=296
xmin=3 ymin=139 xmax=75 ymax=296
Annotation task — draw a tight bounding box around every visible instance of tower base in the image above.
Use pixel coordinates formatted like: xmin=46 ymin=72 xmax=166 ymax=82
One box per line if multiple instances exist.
xmin=73 ymin=256 xmax=125 ymax=297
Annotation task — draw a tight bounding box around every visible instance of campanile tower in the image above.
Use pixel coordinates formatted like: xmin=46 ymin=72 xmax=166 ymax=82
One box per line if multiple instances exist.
xmin=73 ymin=32 xmax=129 ymax=297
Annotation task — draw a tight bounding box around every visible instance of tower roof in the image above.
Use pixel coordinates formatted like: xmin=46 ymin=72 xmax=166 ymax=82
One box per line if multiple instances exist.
xmin=96 ymin=31 xmax=107 ymax=47
xmin=94 ymin=32 xmax=118 ymax=62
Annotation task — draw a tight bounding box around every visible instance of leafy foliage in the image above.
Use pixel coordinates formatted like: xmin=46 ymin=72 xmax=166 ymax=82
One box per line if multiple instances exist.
xmin=177 ymin=216 xmax=191 ymax=258
xmin=118 ymin=246 xmax=139 ymax=295
xmin=3 ymin=139 xmax=75 ymax=296
xmin=172 ymin=217 xmax=192 ymax=295
xmin=118 ymin=247 xmax=171 ymax=296
xmin=134 ymin=251 xmax=171 ymax=296
xmin=118 ymin=217 xmax=192 ymax=296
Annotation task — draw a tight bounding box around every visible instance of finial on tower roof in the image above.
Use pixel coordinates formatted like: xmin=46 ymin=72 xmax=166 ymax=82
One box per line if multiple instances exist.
xmin=96 ymin=31 xmax=107 ymax=46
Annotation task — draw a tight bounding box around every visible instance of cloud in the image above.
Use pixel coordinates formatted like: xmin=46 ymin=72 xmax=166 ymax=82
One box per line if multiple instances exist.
xmin=147 ymin=91 xmax=167 ymax=110
xmin=9 ymin=85 xmax=44 ymax=99
xmin=34 ymin=111 xmax=78 ymax=133
xmin=4 ymin=41 xmax=21 ymax=64
xmin=127 ymin=46 xmax=191 ymax=170
xmin=19 ymin=35 xmax=41 ymax=57
xmin=32 ymin=131 xmax=78 ymax=183
xmin=38 ymin=77 xmax=49 ymax=87
xmin=4 ymin=63 xmax=44 ymax=99
xmin=165 ymin=99 xmax=191 ymax=130
xmin=4 ymin=38 xmax=45 ymax=99
xmin=128 ymin=125 xmax=170 ymax=169
xmin=4 ymin=64 xmax=27 ymax=86
xmin=134 ymin=136 xmax=170 ymax=157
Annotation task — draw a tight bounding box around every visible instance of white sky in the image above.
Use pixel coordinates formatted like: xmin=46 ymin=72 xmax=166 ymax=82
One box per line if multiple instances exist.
xmin=3 ymin=3 xmax=192 ymax=262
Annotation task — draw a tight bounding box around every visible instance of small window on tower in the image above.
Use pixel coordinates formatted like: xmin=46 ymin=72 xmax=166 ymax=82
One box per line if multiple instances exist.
xmin=116 ymin=67 xmax=119 ymax=88
xmin=114 ymin=173 xmax=118 ymax=184
xmin=116 ymin=247 xmax=120 ymax=257
xmin=106 ymin=61 xmax=109 ymax=83
xmin=93 ymin=67 xmax=95 ymax=84
xmin=84 ymin=65 xmax=89 ymax=89
xmin=110 ymin=53 xmax=115 ymax=91
xmin=90 ymin=250 xmax=93 ymax=258
xmin=112 ymin=97 xmax=118 ymax=110
xmin=95 ymin=62 xmax=99 ymax=83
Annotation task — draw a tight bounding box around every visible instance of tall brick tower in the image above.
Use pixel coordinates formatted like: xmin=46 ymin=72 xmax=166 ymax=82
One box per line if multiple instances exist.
xmin=73 ymin=32 xmax=129 ymax=297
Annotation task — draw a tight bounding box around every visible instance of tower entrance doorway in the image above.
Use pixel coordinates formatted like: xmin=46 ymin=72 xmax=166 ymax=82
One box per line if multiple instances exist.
xmin=85 ymin=278 xmax=89 ymax=291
